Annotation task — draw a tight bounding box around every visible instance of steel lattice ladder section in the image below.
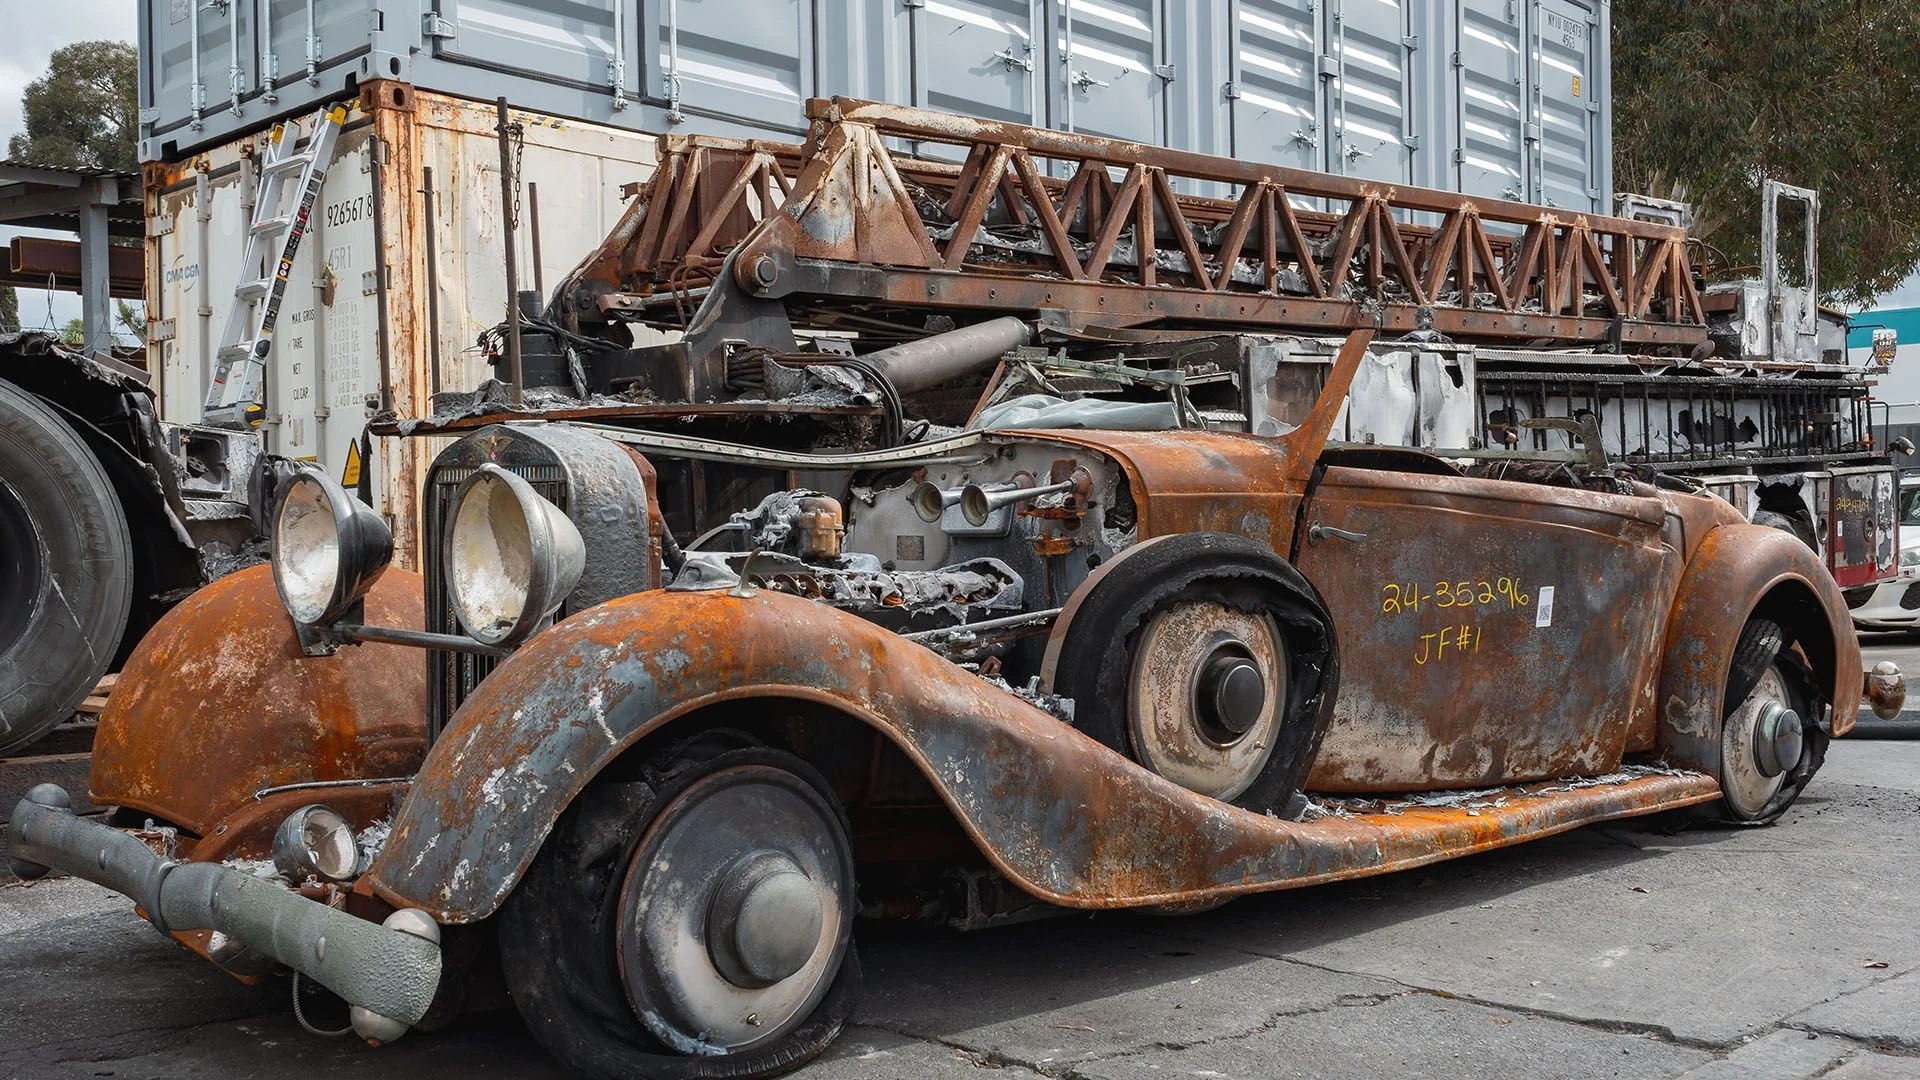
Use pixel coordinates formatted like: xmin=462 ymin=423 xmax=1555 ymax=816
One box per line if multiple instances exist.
xmin=202 ymin=104 xmax=346 ymax=429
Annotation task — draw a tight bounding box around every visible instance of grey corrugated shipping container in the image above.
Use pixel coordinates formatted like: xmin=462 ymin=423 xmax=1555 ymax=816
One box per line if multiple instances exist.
xmin=139 ymin=0 xmax=1611 ymax=212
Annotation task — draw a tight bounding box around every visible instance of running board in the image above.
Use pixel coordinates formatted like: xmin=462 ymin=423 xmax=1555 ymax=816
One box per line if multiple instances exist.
xmin=1235 ymin=768 xmax=1720 ymax=899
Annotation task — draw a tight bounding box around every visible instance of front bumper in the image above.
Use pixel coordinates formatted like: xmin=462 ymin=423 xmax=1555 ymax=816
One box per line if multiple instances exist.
xmin=1848 ymin=577 xmax=1920 ymax=629
xmin=8 ymin=785 xmax=442 ymax=1043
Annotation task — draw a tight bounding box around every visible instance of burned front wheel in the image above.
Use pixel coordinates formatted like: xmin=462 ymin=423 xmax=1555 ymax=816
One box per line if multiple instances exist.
xmin=498 ymin=740 xmax=860 ymax=1079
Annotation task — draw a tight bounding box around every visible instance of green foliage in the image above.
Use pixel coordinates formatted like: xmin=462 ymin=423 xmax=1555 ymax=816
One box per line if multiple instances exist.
xmin=115 ymin=300 xmax=145 ymax=342
xmin=6 ymin=41 xmax=137 ymax=171
xmin=59 ymin=318 xmax=84 ymax=347
xmin=1614 ymin=1 xmax=1920 ymax=304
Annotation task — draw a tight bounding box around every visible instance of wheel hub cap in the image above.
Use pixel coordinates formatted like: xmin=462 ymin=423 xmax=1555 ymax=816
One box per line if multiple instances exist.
xmin=708 ymin=853 xmax=825 ymax=989
xmin=1722 ymin=666 xmax=1793 ymax=818
xmin=614 ymin=764 xmax=854 ymax=1054
xmin=1199 ymin=653 xmax=1266 ymax=737
xmin=1751 ymin=701 xmax=1803 ymax=778
xmin=1127 ymin=601 xmax=1287 ymax=802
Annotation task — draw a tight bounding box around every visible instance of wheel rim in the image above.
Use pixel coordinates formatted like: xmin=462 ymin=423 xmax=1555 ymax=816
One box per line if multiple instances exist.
xmin=0 ymin=477 xmax=43 ymax=657
xmin=1127 ymin=601 xmax=1287 ymax=801
xmin=615 ymin=763 xmax=854 ymax=1055
xmin=1723 ymin=665 xmax=1794 ymax=818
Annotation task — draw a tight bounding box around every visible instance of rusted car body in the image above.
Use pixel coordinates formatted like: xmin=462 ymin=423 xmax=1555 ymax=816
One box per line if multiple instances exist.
xmin=9 ymin=323 xmax=1876 ymax=1077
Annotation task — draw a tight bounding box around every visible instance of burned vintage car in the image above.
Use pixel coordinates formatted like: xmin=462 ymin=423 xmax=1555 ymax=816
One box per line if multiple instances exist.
xmin=9 ymin=328 xmax=1886 ymax=1078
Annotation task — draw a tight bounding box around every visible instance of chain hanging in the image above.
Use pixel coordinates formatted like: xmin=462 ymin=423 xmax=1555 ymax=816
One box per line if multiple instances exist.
xmin=509 ymin=120 xmax=526 ymax=229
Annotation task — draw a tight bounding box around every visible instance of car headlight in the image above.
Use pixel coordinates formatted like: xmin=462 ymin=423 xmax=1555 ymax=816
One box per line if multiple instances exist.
xmin=446 ymin=463 xmax=586 ymax=647
xmin=271 ymin=804 xmax=358 ymax=883
xmin=271 ymin=470 xmax=393 ymax=626
xmin=1902 ymin=548 xmax=1919 ymax=568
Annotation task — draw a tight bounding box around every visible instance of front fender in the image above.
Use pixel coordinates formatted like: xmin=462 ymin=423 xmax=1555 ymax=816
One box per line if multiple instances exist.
xmin=369 ymin=588 xmax=1722 ymax=923
xmin=375 ymin=587 xmax=1214 ymax=922
xmin=1658 ymin=523 xmax=1861 ymax=774
xmin=92 ymin=564 xmax=429 ymax=836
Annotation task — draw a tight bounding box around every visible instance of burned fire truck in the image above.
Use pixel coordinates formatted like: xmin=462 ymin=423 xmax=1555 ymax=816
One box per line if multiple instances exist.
xmin=9 ymin=100 xmax=1907 ymax=1078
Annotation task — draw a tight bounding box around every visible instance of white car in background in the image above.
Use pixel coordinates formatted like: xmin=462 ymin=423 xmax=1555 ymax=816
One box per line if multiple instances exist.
xmin=1849 ymin=476 xmax=1920 ymax=632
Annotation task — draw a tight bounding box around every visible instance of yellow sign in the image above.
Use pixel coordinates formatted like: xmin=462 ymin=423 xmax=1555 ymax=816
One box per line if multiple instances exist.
xmin=1572 ymin=74 xmax=1582 ymax=98
xmin=341 ymin=440 xmax=363 ymax=488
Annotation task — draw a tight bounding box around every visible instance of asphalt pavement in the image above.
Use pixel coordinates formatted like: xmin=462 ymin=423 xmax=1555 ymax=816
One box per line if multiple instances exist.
xmin=5 ymin=733 xmax=1920 ymax=1079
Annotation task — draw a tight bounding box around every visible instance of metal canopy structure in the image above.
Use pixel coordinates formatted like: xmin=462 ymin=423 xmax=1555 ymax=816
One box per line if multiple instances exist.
xmin=0 ymin=163 xmax=143 ymax=354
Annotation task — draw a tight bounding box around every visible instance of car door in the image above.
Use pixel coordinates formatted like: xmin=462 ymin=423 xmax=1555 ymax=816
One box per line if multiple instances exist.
xmin=1292 ymin=463 xmax=1677 ymax=793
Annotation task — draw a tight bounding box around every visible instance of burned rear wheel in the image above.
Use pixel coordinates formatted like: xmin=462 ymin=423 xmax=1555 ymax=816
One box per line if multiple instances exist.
xmin=1714 ymin=617 xmax=1829 ymax=825
xmin=498 ymin=739 xmax=860 ymax=1079
xmin=1127 ymin=601 xmax=1289 ymax=803
xmin=1045 ymin=533 xmax=1339 ymax=817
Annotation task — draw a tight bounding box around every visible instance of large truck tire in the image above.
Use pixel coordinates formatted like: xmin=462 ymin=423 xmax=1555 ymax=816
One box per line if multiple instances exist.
xmin=0 ymin=379 xmax=133 ymax=755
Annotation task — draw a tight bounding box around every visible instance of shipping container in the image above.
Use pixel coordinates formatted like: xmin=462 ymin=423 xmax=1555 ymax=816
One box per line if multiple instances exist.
xmin=143 ymin=86 xmax=662 ymax=565
xmin=139 ymin=0 xmax=1614 ymax=563
xmin=139 ymin=1 xmax=1611 ymax=212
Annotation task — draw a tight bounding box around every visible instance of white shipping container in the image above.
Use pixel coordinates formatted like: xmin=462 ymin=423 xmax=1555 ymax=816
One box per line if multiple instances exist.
xmin=140 ymin=2 xmax=1611 ymax=213
xmin=144 ymin=86 xmax=660 ymax=565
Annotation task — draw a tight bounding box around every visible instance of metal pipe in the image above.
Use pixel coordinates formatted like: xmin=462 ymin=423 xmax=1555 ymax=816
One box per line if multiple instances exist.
xmin=254 ymin=776 xmax=414 ymax=800
xmin=190 ymin=0 xmax=205 ymax=130
xmin=260 ymin=0 xmax=277 ymax=104
xmin=195 ymin=167 xmax=213 ymax=402
xmin=228 ymin=1 xmax=244 ymax=116
xmin=1061 ymin=0 xmax=1073 ymax=133
xmin=311 ymin=185 xmax=330 ymax=450
xmin=338 ymin=623 xmax=507 ymax=656
xmin=528 ymin=181 xmax=545 ymax=300
xmin=368 ymin=136 xmax=395 ymax=414
xmin=495 ymin=97 xmax=524 ymax=406
xmin=9 ymin=787 xmax=441 ymax=1030
xmin=305 ymin=0 xmax=320 ymax=84
xmin=901 ymin=607 xmax=1063 ymax=642
xmin=421 ymin=166 xmax=443 ymax=396
xmin=857 ymin=317 xmax=1030 ymax=395
xmin=610 ymin=0 xmax=628 ymax=111
xmin=665 ymin=0 xmax=685 ymax=123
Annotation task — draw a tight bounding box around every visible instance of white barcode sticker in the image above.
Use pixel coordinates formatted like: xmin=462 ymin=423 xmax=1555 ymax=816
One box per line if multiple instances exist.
xmin=1535 ymin=586 xmax=1556 ymax=628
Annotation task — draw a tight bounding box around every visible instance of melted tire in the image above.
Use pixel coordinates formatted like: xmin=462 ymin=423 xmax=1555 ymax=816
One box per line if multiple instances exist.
xmin=0 ymin=380 xmax=131 ymax=755
xmin=1708 ymin=620 xmax=1829 ymax=826
xmin=1722 ymin=618 xmax=1785 ymax=715
xmin=497 ymin=739 xmax=861 ymax=1080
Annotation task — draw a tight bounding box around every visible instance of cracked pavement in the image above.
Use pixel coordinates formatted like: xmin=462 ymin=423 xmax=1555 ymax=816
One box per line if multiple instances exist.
xmin=5 ymin=737 xmax=1920 ymax=1079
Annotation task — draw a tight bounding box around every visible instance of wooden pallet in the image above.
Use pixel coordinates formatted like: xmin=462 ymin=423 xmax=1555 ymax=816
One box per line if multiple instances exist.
xmin=0 ymin=674 xmax=111 ymax=826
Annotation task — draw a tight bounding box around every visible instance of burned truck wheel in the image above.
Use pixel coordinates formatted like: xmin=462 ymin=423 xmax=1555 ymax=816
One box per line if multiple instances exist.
xmin=1043 ymin=533 xmax=1339 ymax=817
xmin=1714 ymin=617 xmax=1829 ymax=825
xmin=0 ymin=379 xmax=132 ymax=755
xmin=498 ymin=740 xmax=860 ymax=1080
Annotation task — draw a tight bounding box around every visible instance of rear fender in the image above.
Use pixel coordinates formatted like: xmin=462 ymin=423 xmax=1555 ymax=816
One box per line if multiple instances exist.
xmin=1658 ymin=523 xmax=1860 ymax=774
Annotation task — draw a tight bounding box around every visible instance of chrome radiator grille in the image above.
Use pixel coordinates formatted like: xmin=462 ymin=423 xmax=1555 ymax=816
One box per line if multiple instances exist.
xmin=424 ymin=462 xmax=569 ymax=737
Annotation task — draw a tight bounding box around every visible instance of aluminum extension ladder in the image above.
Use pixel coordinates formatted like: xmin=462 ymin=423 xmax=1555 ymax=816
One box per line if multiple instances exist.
xmin=202 ymin=104 xmax=346 ymax=429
